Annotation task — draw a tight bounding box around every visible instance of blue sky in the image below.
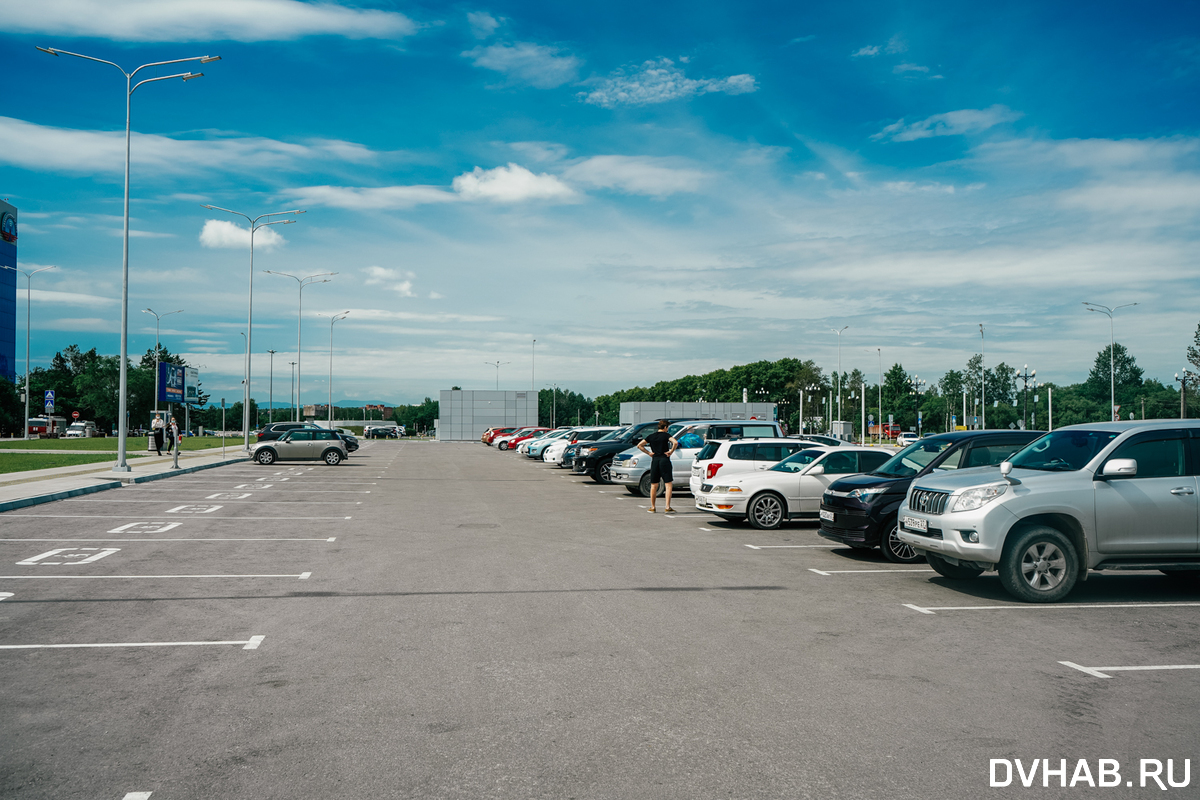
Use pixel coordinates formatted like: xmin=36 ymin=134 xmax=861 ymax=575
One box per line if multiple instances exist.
xmin=3 ymin=0 xmax=1199 ymax=406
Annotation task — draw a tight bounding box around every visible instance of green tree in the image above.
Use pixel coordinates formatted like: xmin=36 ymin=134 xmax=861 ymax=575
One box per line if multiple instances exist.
xmin=1082 ymin=343 xmax=1144 ymax=417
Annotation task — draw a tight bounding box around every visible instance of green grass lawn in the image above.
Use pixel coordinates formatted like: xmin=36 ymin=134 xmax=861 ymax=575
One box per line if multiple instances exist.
xmin=0 ymin=452 xmax=147 ymax=474
xmin=0 ymin=436 xmax=233 ymax=452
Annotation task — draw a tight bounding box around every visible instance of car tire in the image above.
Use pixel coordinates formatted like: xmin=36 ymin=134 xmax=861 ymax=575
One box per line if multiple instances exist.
xmin=595 ymin=458 xmax=613 ymax=484
xmin=498 ymin=441 xmax=509 ymax=451
xmin=637 ymin=472 xmax=653 ymax=497
xmin=927 ymin=552 xmax=985 ymax=580
xmin=999 ymin=525 xmax=1078 ymax=603
xmin=322 ymin=449 xmax=343 ymax=466
xmin=255 ymin=449 xmax=276 ymax=465
xmin=881 ymin=519 xmax=924 ymax=564
xmin=747 ymin=492 xmax=785 ymax=530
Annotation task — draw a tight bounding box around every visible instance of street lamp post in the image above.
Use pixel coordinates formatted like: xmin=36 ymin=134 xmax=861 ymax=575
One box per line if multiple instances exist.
xmin=263 ymin=270 xmax=334 ymax=422
xmin=267 ymin=349 xmax=276 ymax=424
xmin=485 ymin=361 xmax=509 ymax=390
xmin=202 ymin=206 xmax=305 ymax=450
xmin=289 ymin=361 xmax=297 ymax=419
xmin=1175 ymin=371 xmax=1194 ymax=419
xmin=979 ymin=323 xmax=986 ymax=430
xmin=1016 ymin=364 xmax=1036 ymax=430
xmin=532 ymin=338 xmax=536 ymax=391
xmin=831 ymin=326 xmax=848 ymax=429
xmin=318 ymin=312 xmax=350 ymax=427
xmin=37 ymin=46 xmax=219 ymax=470
xmin=544 ymin=383 xmax=558 ymax=428
xmin=1084 ymin=301 xmax=1139 ymax=422
xmin=908 ymin=375 xmax=926 ymax=436
xmin=1 ymin=264 xmax=55 ymax=440
xmin=142 ymin=307 xmax=182 ymax=415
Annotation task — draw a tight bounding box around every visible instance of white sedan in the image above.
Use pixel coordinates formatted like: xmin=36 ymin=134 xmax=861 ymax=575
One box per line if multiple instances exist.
xmin=695 ymin=446 xmax=894 ymax=529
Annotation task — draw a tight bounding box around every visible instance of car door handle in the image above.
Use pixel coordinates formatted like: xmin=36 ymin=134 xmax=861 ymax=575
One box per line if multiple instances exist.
xmin=1170 ymin=487 xmax=1195 ymax=495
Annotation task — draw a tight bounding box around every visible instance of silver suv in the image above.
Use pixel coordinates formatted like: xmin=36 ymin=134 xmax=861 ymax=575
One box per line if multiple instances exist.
xmin=896 ymin=421 xmax=1200 ymax=602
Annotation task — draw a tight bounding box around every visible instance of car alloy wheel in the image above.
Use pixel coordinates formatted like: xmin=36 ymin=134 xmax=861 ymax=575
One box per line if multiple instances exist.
xmin=747 ymin=493 xmax=784 ymax=530
xmin=323 ymin=449 xmax=342 ymax=466
xmin=998 ymin=526 xmax=1078 ymax=603
xmin=256 ymin=449 xmax=276 ymax=465
xmin=596 ymin=458 xmax=613 ymax=484
xmin=881 ymin=519 xmax=923 ymax=563
xmin=1020 ymin=542 xmax=1067 ymax=591
xmin=637 ymin=472 xmax=652 ymax=497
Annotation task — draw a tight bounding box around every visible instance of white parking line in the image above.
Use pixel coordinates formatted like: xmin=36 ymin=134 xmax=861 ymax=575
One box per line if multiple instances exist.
xmin=123 ymin=793 xmax=153 ymax=800
xmin=1060 ymin=661 xmax=1200 ymax=679
xmin=0 ymin=573 xmax=311 ymax=580
xmin=0 ymin=538 xmax=336 ymax=542
xmin=70 ymin=500 xmax=355 ymax=505
xmin=0 ymin=636 xmax=265 ymax=651
xmin=1 ymin=515 xmax=353 ymax=520
xmin=810 ymin=568 xmax=934 ymax=575
xmin=902 ymin=601 xmax=1200 ymax=615
xmin=0 ymin=592 xmax=12 ymax=601
xmin=745 ymin=544 xmax=839 ymax=549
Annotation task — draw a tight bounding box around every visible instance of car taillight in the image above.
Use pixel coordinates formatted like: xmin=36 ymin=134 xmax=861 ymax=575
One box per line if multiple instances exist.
xmin=706 ymin=463 xmax=723 ymax=479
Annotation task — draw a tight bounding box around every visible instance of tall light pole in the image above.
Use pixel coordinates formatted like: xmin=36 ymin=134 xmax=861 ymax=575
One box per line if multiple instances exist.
xmin=142 ymin=307 xmax=182 ymax=415
xmin=799 ymin=383 xmax=819 ymax=437
xmin=289 ymin=361 xmax=297 ymax=419
xmin=908 ymin=374 xmax=926 ymax=436
xmin=532 ymin=338 xmax=536 ymax=391
xmin=202 ymin=205 xmax=305 ymax=450
xmin=485 ymin=361 xmax=509 ymax=390
xmin=318 ymin=312 xmax=349 ymax=426
xmin=267 ymin=349 xmax=276 ymax=424
xmin=1175 ymin=371 xmax=1193 ymax=419
xmin=545 ymin=383 xmax=558 ymax=428
xmin=37 ymin=46 xmax=219 ymax=470
xmin=263 ymin=270 xmax=334 ymax=421
xmin=1 ymin=264 xmax=54 ymax=440
xmin=979 ymin=323 xmax=986 ymax=430
xmin=1084 ymin=301 xmax=1138 ymax=422
xmin=831 ymin=326 xmax=848 ymax=427
xmin=1016 ymin=364 xmax=1036 ymax=430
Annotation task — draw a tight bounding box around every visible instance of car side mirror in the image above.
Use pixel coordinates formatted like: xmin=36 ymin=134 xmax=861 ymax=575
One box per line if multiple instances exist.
xmin=1000 ymin=460 xmax=1021 ymax=485
xmin=1099 ymin=458 xmax=1137 ymax=479
xmin=806 ymin=464 xmax=825 ymax=475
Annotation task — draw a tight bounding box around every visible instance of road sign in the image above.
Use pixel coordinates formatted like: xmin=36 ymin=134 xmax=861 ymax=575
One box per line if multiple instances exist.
xmin=72 ymin=411 xmax=80 ymax=419
xmin=44 ymin=390 xmax=54 ymax=413
xmin=888 ymin=414 xmax=894 ymax=424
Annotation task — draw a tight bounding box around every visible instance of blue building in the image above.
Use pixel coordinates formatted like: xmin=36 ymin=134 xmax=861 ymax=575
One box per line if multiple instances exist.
xmin=0 ymin=199 xmax=16 ymax=385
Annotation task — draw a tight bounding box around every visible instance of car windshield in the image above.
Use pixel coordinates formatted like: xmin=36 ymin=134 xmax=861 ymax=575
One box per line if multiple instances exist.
xmin=598 ymin=427 xmax=628 ymax=441
xmin=874 ymin=439 xmax=957 ymax=477
xmin=770 ymin=449 xmax=826 ymax=473
xmin=1009 ymin=429 xmax=1118 ymax=471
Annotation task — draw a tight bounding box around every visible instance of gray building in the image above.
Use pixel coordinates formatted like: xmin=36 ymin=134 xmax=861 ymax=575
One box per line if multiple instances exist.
xmin=618 ymin=402 xmax=777 ymax=425
xmin=438 ymin=389 xmax=538 ymax=441
xmin=0 ymin=199 xmax=16 ymax=384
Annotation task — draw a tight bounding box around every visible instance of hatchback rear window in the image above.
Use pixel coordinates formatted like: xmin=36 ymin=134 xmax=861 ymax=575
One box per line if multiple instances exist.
xmin=696 ymin=442 xmax=721 ymax=461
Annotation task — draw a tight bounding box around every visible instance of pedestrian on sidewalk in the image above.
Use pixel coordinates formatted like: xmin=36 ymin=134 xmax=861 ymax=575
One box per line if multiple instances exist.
xmin=637 ymin=419 xmax=678 ymax=514
xmin=151 ymin=413 xmax=164 ymax=456
xmin=169 ymin=416 xmax=181 ymax=469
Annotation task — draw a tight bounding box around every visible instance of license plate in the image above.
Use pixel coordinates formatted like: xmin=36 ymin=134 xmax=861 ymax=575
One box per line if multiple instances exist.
xmin=701 ymin=484 xmax=713 ymax=493
xmin=902 ymin=515 xmax=928 ymax=533
xmin=819 ymin=509 xmax=834 ymax=522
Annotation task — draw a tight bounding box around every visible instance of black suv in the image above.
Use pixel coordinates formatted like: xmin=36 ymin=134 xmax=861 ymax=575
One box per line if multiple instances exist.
xmin=257 ymin=422 xmax=323 ymax=442
xmin=572 ymin=419 xmax=693 ymax=483
xmin=819 ymin=430 xmax=1042 ymax=563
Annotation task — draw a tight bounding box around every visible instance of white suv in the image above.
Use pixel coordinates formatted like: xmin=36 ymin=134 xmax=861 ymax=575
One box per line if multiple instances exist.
xmin=689 ymin=438 xmax=822 ymax=496
xmin=896 ymin=421 xmax=1200 ymax=602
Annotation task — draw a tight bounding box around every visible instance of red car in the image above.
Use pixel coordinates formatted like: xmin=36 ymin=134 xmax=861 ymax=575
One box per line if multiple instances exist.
xmin=500 ymin=427 xmax=551 ymax=451
xmin=483 ymin=426 xmax=521 ymax=445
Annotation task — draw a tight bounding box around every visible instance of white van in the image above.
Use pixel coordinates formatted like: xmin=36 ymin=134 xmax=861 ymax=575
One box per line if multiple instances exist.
xmin=65 ymin=420 xmax=97 ymax=438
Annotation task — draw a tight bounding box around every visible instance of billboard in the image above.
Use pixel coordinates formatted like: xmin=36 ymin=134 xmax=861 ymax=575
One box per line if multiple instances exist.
xmin=159 ymin=363 xmax=185 ymax=403
xmin=184 ymin=367 xmax=199 ymax=404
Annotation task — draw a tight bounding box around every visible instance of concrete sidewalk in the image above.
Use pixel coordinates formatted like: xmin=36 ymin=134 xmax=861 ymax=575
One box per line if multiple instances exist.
xmin=0 ymin=446 xmax=248 ymax=512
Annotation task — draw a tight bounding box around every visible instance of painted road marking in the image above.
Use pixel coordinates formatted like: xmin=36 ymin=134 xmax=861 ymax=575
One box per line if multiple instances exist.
xmin=123 ymin=793 xmax=153 ymax=800
xmin=1060 ymin=661 xmax=1200 ymax=679
xmin=903 ymin=601 xmax=1200 ymax=615
xmin=0 ymin=636 xmax=265 ymax=651
xmin=77 ymin=500 xmax=353 ymax=505
xmin=17 ymin=547 xmax=120 ymax=566
xmin=0 ymin=593 xmax=12 ymax=601
xmin=165 ymin=505 xmax=223 ymax=514
xmin=234 ymin=484 xmax=263 ymax=489
xmin=0 ymin=538 xmax=337 ymax=542
xmin=109 ymin=522 xmax=182 ymax=534
xmin=745 ymin=544 xmax=839 ymax=549
xmin=809 ymin=568 xmax=934 ymax=576
xmin=1 ymin=515 xmax=355 ymax=520
xmin=257 ymin=477 xmax=286 ymax=481
xmin=206 ymin=493 xmax=251 ymax=500
xmin=0 ymin=573 xmax=311 ymax=580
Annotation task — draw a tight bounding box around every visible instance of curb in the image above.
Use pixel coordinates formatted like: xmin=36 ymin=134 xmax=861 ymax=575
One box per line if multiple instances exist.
xmin=0 ymin=456 xmax=248 ymax=513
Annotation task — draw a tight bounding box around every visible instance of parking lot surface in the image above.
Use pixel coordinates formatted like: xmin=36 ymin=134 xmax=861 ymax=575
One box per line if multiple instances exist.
xmin=2 ymin=441 xmax=1197 ymax=798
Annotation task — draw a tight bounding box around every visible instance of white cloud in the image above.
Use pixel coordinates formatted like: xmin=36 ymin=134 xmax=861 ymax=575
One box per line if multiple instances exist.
xmin=562 ymin=156 xmax=706 ymax=197
xmin=894 ymin=63 xmax=928 ymax=73
xmin=29 ymin=288 xmax=118 ymax=306
xmin=289 ymin=184 xmax=456 ymax=210
xmin=853 ymin=35 xmax=907 ymax=58
xmin=467 ymin=11 xmax=501 ymax=39
xmin=788 ymin=35 xmax=817 ymax=45
xmin=363 ymin=266 xmax=416 ymax=297
xmin=429 ymin=291 xmax=444 ymax=300
xmin=0 ymin=116 xmax=379 ymax=177
xmin=579 ymin=58 xmax=757 ymax=107
xmin=509 ymin=141 xmax=569 ymax=163
xmin=851 ymin=45 xmax=880 ymax=57
xmin=452 ymin=163 xmax=576 ymax=202
xmin=872 ymin=105 xmax=1023 ymax=142
xmin=12 ymin=0 xmax=416 ymax=42
xmin=462 ymin=42 xmax=581 ymax=89
xmin=199 ymin=219 xmax=284 ymax=249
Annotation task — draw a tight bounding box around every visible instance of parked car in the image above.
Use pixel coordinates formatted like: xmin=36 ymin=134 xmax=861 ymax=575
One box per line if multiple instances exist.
xmin=572 ymin=419 xmax=699 ymax=483
xmin=696 ymin=446 xmax=895 ymax=528
xmin=366 ymin=426 xmax=398 ymax=439
xmin=545 ymin=427 xmax=620 ymax=466
xmin=500 ymin=427 xmax=550 ymax=451
xmin=257 ymin=422 xmax=324 ymax=442
xmin=251 ymin=428 xmax=348 ymax=465
xmin=64 ymin=420 xmax=97 ymax=438
xmin=819 ymin=429 xmax=1043 ymax=563
xmin=494 ymin=427 xmax=545 ymax=451
xmin=896 ymin=421 xmax=1200 ymax=602
xmin=525 ymin=428 xmax=576 ymax=458
xmin=689 ymin=437 xmax=829 ymax=496
xmin=483 ymin=427 xmax=522 ymax=445
xmin=610 ymin=420 xmax=787 ymax=497
xmin=791 ymin=434 xmax=845 ymax=447
xmin=896 ymin=432 xmax=923 ymax=447
xmin=335 ymin=428 xmax=360 ymax=453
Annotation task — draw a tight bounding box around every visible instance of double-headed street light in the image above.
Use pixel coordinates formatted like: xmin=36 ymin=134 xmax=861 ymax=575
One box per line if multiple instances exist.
xmin=318 ymin=312 xmax=349 ymax=426
xmin=485 ymin=361 xmax=510 ymax=390
xmin=1083 ymin=301 xmax=1138 ymax=422
xmin=263 ymin=270 xmax=335 ymax=421
xmin=831 ymin=326 xmax=848 ymax=425
xmin=202 ymin=206 xmax=305 ymax=450
xmin=1 ymin=264 xmax=54 ymax=440
xmin=37 ymin=46 xmax=220 ymax=471
xmin=908 ymin=374 xmax=926 ymax=436
xmin=1016 ymin=364 xmax=1037 ymax=430
xmin=142 ymin=307 xmax=182 ymax=415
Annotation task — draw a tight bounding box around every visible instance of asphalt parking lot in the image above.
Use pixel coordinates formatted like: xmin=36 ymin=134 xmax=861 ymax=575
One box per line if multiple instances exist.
xmin=2 ymin=441 xmax=1198 ymax=798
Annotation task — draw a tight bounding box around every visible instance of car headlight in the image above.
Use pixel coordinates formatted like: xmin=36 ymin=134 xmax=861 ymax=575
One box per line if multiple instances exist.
xmin=711 ymin=485 xmax=743 ymax=494
xmin=848 ymin=486 xmax=889 ymax=502
xmin=629 ymin=456 xmax=642 ymax=466
xmin=949 ymin=484 xmax=1007 ymax=512
xmin=581 ymin=447 xmax=597 ymax=455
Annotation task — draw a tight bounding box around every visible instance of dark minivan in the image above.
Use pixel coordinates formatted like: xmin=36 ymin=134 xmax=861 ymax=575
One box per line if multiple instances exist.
xmin=818 ymin=430 xmax=1042 ymax=563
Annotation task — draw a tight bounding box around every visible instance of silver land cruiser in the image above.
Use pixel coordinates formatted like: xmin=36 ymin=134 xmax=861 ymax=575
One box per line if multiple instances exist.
xmin=895 ymin=421 xmax=1200 ymax=602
